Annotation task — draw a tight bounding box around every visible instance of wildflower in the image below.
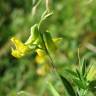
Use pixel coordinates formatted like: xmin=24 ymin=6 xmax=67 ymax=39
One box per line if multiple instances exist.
xmin=35 ymin=49 xmax=50 ymax=76
xmin=35 ymin=37 xmax=62 ymax=76
xmin=11 ymin=37 xmax=30 ymax=58
xmin=35 ymin=49 xmax=47 ymax=64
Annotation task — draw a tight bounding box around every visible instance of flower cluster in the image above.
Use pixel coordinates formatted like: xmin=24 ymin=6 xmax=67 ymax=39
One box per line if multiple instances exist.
xmin=11 ymin=11 xmax=62 ymax=75
xmin=11 ymin=24 xmax=61 ymax=59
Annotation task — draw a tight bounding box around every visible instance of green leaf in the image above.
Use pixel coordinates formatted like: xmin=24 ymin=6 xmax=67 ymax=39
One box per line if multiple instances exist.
xmin=66 ymin=69 xmax=78 ymax=78
xmin=73 ymin=78 xmax=86 ymax=89
xmin=60 ymin=75 xmax=76 ymax=96
xmin=76 ymin=69 xmax=87 ymax=89
xmin=25 ymin=24 xmax=41 ymax=45
xmin=47 ymin=82 xmax=60 ymax=96
xmin=76 ymin=69 xmax=82 ymax=81
xmin=88 ymin=80 xmax=96 ymax=93
xmin=43 ymin=32 xmax=56 ymax=53
xmin=81 ymin=58 xmax=87 ymax=76
xmin=86 ymin=63 xmax=96 ymax=81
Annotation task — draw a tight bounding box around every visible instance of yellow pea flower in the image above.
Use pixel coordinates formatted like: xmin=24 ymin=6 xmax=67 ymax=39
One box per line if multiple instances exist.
xmin=35 ymin=49 xmax=47 ymax=64
xmin=36 ymin=49 xmax=46 ymax=57
xmin=35 ymin=49 xmax=50 ymax=76
xmin=11 ymin=37 xmax=29 ymax=58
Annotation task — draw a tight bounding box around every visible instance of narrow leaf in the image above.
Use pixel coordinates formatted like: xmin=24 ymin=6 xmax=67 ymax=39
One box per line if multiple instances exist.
xmin=66 ymin=69 xmax=78 ymax=78
xmin=43 ymin=32 xmax=56 ymax=53
xmin=88 ymin=80 xmax=96 ymax=92
xmin=76 ymin=69 xmax=82 ymax=81
xmin=81 ymin=58 xmax=87 ymax=76
xmin=48 ymin=82 xmax=60 ymax=96
xmin=73 ymin=78 xmax=85 ymax=89
xmin=60 ymin=75 xmax=76 ymax=96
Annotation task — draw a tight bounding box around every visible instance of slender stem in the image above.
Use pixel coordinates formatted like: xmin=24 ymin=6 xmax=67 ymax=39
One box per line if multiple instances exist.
xmin=40 ymin=31 xmax=61 ymax=81
xmin=39 ymin=30 xmax=56 ymax=70
xmin=77 ymin=48 xmax=81 ymax=66
xmin=38 ymin=21 xmax=61 ymax=81
xmin=32 ymin=0 xmax=41 ymax=17
xmin=37 ymin=5 xmax=62 ymax=93
xmin=45 ymin=0 xmax=50 ymax=12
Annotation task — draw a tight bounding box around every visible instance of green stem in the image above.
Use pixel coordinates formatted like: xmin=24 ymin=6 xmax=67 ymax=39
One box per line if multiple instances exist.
xmin=38 ymin=21 xmax=61 ymax=82
xmin=39 ymin=30 xmax=55 ymax=70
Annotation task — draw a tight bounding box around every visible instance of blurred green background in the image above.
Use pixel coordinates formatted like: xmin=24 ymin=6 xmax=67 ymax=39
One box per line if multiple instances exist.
xmin=0 ymin=0 xmax=96 ymax=96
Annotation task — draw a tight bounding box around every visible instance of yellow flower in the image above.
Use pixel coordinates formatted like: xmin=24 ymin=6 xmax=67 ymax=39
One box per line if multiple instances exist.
xmin=11 ymin=37 xmax=29 ymax=58
xmin=35 ymin=49 xmax=47 ymax=64
xmin=35 ymin=49 xmax=50 ymax=76
xmin=36 ymin=49 xmax=46 ymax=57
xmin=36 ymin=64 xmax=49 ymax=76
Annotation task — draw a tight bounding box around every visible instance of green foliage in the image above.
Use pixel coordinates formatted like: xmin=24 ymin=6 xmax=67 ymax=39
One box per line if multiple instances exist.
xmin=60 ymin=75 xmax=76 ymax=96
xmin=0 ymin=0 xmax=96 ymax=96
xmin=64 ymin=58 xmax=96 ymax=96
xmin=47 ymin=82 xmax=60 ymax=96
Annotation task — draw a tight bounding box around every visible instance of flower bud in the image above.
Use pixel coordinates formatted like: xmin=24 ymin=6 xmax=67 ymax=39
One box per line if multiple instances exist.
xmin=25 ymin=24 xmax=40 ymax=45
